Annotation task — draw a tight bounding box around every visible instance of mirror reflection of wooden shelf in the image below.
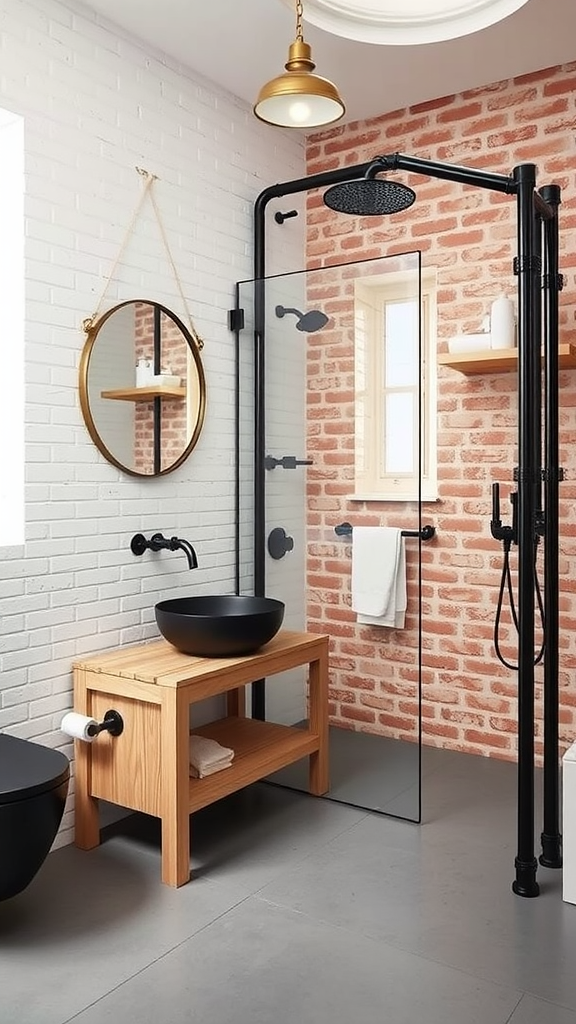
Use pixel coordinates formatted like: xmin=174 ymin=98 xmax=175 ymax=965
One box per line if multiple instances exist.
xmin=438 ymin=342 xmax=576 ymax=375
xmin=100 ymin=386 xmax=186 ymax=401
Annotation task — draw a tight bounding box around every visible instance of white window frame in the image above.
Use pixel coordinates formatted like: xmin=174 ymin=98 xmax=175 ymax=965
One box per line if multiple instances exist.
xmin=351 ymin=268 xmax=437 ymax=502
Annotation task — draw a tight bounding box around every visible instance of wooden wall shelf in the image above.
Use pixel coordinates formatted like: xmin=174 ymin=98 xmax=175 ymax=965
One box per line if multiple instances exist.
xmin=100 ymin=386 xmax=186 ymax=401
xmin=438 ymin=343 xmax=576 ymax=375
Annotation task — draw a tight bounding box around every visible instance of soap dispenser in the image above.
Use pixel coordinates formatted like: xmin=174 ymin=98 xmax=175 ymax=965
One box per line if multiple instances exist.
xmin=490 ymin=294 xmax=516 ymax=350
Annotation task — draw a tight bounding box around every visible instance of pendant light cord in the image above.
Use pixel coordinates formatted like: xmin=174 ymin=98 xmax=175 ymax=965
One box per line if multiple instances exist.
xmin=83 ymin=168 xmax=204 ymax=350
xmin=296 ymin=0 xmax=304 ymax=39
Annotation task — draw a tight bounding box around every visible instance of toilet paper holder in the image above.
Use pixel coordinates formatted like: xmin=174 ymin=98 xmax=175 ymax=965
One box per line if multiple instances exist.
xmin=88 ymin=710 xmax=124 ymax=738
xmin=61 ymin=709 xmax=124 ymax=742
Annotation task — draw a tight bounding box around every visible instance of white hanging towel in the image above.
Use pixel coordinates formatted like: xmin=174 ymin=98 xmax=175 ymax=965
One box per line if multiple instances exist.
xmin=189 ymin=734 xmax=235 ymax=779
xmin=351 ymin=527 xmax=407 ymax=628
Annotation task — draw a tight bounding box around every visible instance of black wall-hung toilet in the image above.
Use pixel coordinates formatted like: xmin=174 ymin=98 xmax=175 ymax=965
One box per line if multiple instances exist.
xmin=0 ymin=733 xmax=69 ymax=901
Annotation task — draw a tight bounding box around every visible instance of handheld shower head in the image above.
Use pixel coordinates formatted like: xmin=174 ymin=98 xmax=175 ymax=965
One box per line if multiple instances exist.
xmin=275 ymin=305 xmax=329 ymax=333
xmin=323 ymin=159 xmax=416 ymax=217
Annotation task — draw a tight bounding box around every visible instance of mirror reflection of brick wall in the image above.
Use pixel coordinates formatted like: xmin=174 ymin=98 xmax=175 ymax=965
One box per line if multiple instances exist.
xmin=134 ymin=303 xmax=189 ymax=473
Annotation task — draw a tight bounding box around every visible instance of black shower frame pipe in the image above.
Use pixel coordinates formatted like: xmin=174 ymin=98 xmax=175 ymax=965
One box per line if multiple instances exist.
xmin=153 ymin=304 xmax=162 ymax=475
xmin=252 ymin=152 xmax=560 ymax=896
xmin=540 ymin=183 xmax=563 ymax=870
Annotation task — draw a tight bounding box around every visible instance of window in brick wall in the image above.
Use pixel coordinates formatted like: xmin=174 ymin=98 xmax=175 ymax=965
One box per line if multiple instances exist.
xmin=0 ymin=108 xmax=24 ymax=546
xmin=353 ymin=268 xmax=437 ymax=501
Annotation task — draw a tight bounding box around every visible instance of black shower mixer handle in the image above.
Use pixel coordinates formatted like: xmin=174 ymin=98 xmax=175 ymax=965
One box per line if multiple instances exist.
xmin=490 ymin=482 xmax=516 ymax=546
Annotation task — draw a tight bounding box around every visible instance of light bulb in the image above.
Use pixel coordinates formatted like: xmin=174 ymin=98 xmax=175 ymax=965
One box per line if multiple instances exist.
xmin=289 ymin=100 xmax=313 ymax=124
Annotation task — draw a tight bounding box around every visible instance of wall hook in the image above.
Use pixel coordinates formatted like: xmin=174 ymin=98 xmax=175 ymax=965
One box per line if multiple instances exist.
xmin=274 ymin=209 xmax=298 ymax=224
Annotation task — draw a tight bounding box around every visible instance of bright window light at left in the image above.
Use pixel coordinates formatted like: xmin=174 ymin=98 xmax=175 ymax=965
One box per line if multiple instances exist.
xmin=0 ymin=109 xmax=24 ymax=546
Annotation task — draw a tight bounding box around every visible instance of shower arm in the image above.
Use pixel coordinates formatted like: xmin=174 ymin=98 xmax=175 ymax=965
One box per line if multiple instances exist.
xmin=255 ymin=156 xmax=555 ymax=273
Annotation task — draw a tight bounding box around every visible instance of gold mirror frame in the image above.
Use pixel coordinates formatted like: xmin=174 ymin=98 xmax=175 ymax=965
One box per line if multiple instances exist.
xmin=79 ymin=300 xmax=206 ymax=478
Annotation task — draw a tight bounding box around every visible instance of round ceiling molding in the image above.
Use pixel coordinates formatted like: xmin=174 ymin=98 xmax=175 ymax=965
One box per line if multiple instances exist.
xmin=281 ymin=0 xmax=531 ymax=45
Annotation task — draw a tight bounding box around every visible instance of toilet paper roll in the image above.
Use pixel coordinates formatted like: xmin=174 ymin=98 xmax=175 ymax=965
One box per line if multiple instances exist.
xmin=61 ymin=711 xmax=98 ymax=742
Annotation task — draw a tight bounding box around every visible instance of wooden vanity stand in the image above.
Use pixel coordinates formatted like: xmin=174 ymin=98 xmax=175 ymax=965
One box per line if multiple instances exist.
xmin=72 ymin=630 xmax=329 ymax=887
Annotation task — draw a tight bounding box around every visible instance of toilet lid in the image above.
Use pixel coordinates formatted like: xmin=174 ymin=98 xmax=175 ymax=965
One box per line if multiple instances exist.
xmin=0 ymin=733 xmax=69 ymax=804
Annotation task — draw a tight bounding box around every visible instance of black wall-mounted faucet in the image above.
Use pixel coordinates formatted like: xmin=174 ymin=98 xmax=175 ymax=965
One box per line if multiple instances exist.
xmin=130 ymin=533 xmax=198 ymax=570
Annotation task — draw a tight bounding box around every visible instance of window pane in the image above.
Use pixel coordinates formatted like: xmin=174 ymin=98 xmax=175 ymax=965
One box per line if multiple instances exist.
xmin=355 ymin=306 xmax=367 ymax=390
xmin=355 ymin=397 xmax=365 ymax=472
xmin=385 ymin=392 xmax=414 ymax=474
xmin=385 ymin=300 xmax=418 ymax=388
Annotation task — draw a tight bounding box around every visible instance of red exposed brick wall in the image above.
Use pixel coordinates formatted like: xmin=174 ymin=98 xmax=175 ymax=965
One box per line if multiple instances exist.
xmin=134 ymin=303 xmax=189 ymax=474
xmin=305 ymin=61 xmax=576 ymax=761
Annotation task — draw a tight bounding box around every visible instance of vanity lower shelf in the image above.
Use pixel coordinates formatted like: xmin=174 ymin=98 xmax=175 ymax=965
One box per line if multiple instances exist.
xmin=188 ymin=717 xmax=318 ymax=813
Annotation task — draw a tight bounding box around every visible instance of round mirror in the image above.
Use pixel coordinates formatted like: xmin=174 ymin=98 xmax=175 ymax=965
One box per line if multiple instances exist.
xmin=79 ymin=300 xmax=206 ymax=477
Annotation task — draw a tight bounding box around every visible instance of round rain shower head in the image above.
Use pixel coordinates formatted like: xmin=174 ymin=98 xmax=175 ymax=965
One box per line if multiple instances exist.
xmin=323 ymin=178 xmax=416 ymax=217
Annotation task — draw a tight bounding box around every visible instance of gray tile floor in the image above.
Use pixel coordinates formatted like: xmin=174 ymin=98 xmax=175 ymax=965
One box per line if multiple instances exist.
xmin=2 ymin=746 xmax=575 ymax=1024
xmin=268 ymin=724 xmax=421 ymax=819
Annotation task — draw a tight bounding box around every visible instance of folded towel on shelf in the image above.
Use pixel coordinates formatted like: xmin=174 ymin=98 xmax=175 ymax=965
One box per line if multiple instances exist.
xmin=351 ymin=526 xmax=407 ymax=629
xmin=189 ymin=761 xmax=233 ymax=779
xmin=189 ymin=734 xmax=235 ymax=779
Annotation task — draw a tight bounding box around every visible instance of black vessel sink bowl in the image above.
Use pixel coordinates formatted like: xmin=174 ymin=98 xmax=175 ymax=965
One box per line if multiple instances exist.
xmin=155 ymin=595 xmax=285 ymax=657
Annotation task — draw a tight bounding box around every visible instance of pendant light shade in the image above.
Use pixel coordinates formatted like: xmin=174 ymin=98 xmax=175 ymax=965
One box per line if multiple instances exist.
xmin=254 ymin=2 xmax=345 ymax=129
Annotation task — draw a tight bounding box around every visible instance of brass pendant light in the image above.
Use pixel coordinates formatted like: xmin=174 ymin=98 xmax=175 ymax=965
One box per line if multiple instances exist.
xmin=254 ymin=0 xmax=345 ymax=129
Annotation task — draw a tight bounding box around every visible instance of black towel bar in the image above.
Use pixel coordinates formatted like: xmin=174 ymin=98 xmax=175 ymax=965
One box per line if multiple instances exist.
xmin=334 ymin=522 xmax=435 ymax=541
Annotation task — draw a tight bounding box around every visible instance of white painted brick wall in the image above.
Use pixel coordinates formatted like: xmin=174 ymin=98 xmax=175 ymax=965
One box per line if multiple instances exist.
xmin=0 ymin=0 xmax=305 ymax=847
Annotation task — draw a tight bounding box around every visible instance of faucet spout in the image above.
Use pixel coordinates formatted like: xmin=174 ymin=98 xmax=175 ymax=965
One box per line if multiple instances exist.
xmin=169 ymin=537 xmax=198 ymax=570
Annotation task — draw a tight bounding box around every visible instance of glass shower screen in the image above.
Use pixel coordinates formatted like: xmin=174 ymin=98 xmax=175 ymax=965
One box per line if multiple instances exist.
xmin=236 ymin=251 xmax=426 ymax=823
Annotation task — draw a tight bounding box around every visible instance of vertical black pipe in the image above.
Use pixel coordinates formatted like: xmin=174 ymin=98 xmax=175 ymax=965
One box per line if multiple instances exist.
xmin=234 ymin=283 xmax=241 ymax=596
xmin=153 ymin=397 xmax=161 ymax=475
xmin=417 ymin=252 xmax=423 ymax=825
xmin=512 ymin=163 xmax=540 ymax=898
xmin=252 ymin=196 xmax=268 ymax=719
xmin=153 ymin=305 xmax=162 ymax=475
xmin=531 ymin=207 xmax=543 ymax=526
xmin=539 ymin=183 xmax=563 ymax=868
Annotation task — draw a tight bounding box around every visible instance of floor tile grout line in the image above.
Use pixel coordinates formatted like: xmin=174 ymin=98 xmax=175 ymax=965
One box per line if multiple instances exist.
xmin=250 ymin=893 xmax=536 ymax=1009
xmin=59 ymin=889 xmax=255 ymax=1024
xmin=241 ymin=806 xmax=376 ymax=897
xmin=504 ymin=992 xmax=526 ymax=1023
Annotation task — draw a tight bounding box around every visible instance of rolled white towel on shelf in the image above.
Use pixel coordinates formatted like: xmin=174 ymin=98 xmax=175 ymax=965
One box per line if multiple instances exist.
xmin=189 ymin=734 xmax=234 ymax=779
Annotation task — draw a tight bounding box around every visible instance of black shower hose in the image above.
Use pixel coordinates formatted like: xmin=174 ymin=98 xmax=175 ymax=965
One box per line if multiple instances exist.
xmin=494 ymin=536 xmax=545 ymax=671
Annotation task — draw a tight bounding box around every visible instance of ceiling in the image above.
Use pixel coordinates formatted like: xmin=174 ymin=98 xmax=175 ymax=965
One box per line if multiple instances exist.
xmin=80 ymin=0 xmax=576 ymax=125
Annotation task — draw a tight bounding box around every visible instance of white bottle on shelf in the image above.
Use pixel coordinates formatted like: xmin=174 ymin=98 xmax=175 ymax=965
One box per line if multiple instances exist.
xmin=490 ymin=294 xmax=516 ymax=350
xmin=136 ymin=358 xmax=152 ymax=386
